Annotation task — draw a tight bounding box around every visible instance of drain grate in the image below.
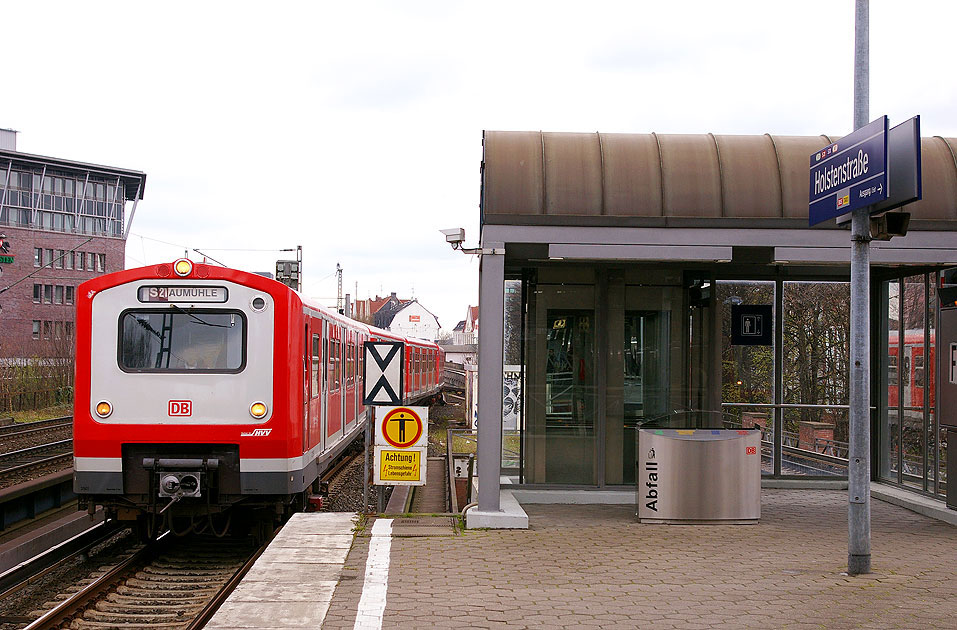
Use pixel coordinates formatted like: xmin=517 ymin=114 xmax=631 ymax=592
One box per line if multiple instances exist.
xmin=389 ymin=517 xmax=457 ymax=537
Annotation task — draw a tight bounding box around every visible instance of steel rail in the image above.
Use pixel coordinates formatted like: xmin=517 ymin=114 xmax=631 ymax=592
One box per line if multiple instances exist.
xmin=0 ymin=452 xmax=73 ymax=476
xmin=186 ymin=525 xmax=281 ymax=630
xmin=0 ymin=416 xmax=72 ymax=437
xmin=21 ymin=537 xmax=161 ymax=630
xmin=0 ymin=439 xmax=73 ymax=462
xmin=321 ymin=450 xmax=360 ymax=485
xmin=0 ymin=421 xmax=72 ymax=440
xmin=0 ymin=518 xmax=121 ymax=597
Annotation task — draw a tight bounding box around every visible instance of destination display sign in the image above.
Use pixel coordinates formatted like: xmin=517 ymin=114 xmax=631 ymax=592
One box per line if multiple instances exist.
xmin=809 ymin=116 xmax=888 ymax=226
xmin=137 ymin=286 xmax=228 ymax=303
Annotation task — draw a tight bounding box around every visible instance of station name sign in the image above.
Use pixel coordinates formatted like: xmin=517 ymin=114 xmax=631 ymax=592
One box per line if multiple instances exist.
xmin=809 ymin=116 xmax=888 ymax=226
xmin=137 ymin=286 xmax=228 ymax=303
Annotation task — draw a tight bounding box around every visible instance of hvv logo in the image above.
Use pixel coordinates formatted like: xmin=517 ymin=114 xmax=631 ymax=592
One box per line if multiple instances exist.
xmin=241 ymin=428 xmax=272 ymax=437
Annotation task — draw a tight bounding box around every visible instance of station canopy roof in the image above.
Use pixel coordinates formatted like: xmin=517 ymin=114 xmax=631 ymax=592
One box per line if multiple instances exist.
xmin=481 ymin=131 xmax=957 ymax=229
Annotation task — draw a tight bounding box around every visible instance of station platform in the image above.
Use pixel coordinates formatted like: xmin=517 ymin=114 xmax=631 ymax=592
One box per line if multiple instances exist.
xmin=211 ymin=489 xmax=957 ymax=629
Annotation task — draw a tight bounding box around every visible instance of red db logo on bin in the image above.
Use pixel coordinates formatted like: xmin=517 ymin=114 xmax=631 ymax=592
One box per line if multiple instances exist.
xmin=169 ymin=400 xmax=192 ymax=417
xmin=745 ymin=446 xmax=757 ymax=455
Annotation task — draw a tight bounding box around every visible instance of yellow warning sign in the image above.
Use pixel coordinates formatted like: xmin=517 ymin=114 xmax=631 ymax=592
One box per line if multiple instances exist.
xmin=374 ymin=446 xmax=427 ymax=485
xmin=379 ymin=449 xmax=421 ymax=481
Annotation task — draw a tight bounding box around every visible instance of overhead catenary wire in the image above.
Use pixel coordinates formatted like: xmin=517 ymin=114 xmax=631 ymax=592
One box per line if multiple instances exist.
xmin=0 ymin=236 xmax=94 ymax=295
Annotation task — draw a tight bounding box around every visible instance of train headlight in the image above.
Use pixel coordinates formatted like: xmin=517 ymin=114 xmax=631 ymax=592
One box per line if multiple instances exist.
xmin=95 ymin=400 xmax=113 ymax=418
xmin=173 ymin=258 xmax=193 ymax=277
xmin=249 ymin=401 xmax=268 ymax=419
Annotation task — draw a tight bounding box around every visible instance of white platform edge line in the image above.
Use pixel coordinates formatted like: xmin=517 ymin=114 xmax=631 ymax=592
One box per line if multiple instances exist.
xmin=353 ymin=518 xmax=393 ymax=630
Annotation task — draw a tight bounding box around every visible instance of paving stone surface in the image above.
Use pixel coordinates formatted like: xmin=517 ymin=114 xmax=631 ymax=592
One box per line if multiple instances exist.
xmin=322 ymin=490 xmax=957 ymax=629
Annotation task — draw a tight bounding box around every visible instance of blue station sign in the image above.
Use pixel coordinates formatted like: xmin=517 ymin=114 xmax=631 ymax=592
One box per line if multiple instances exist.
xmin=809 ymin=116 xmax=888 ymax=226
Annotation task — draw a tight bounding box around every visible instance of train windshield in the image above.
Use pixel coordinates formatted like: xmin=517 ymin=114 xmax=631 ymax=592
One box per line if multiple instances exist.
xmin=119 ymin=309 xmax=246 ymax=372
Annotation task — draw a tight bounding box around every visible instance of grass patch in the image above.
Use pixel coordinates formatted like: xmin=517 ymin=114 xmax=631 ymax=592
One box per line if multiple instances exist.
xmin=6 ymin=403 xmax=73 ymax=424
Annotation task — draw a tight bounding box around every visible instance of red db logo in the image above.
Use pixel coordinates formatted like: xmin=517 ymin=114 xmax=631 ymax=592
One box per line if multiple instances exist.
xmin=746 ymin=446 xmax=757 ymax=455
xmin=169 ymin=400 xmax=192 ymax=416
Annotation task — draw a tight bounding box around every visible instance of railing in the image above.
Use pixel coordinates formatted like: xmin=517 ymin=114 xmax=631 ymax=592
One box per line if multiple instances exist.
xmin=722 ymin=402 xmax=852 ymax=475
xmin=441 ymin=362 xmax=466 ymax=390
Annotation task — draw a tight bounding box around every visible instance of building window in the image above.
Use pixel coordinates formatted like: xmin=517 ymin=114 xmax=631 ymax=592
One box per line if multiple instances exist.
xmin=76 ymin=251 xmax=85 ymax=270
xmin=42 ymin=321 xmax=51 ymax=340
xmin=64 ymin=251 xmax=73 ymax=269
xmin=54 ymin=321 xmax=64 ymax=339
xmin=65 ymin=286 xmax=75 ymax=305
xmin=44 ymin=285 xmax=53 ymax=304
xmin=96 ymin=253 xmax=105 ymax=272
xmin=32 ymin=321 xmax=41 ymax=340
xmin=43 ymin=248 xmax=53 ymax=266
xmin=86 ymin=253 xmax=95 ymax=271
xmin=34 ymin=247 xmax=42 ymax=267
xmin=54 ymin=249 xmax=64 ymax=269
xmin=34 ymin=284 xmax=42 ymax=303
xmin=55 ymin=285 xmax=64 ymax=304
xmin=65 ymin=321 xmax=74 ymax=340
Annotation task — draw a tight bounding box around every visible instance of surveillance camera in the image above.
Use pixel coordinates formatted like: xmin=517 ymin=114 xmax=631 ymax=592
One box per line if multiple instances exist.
xmin=439 ymin=228 xmax=465 ymax=246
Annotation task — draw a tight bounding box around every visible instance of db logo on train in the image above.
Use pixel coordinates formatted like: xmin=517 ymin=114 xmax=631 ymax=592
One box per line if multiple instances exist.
xmin=169 ymin=400 xmax=192 ymax=417
xmin=745 ymin=446 xmax=757 ymax=455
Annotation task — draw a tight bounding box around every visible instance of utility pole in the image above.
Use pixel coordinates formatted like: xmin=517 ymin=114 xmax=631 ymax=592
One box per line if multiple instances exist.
xmin=848 ymin=0 xmax=871 ymax=576
xmin=336 ymin=263 xmax=343 ymax=314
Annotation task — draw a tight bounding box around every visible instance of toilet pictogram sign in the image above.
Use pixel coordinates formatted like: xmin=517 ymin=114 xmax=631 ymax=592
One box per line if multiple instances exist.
xmin=376 ymin=406 xmax=427 ymax=449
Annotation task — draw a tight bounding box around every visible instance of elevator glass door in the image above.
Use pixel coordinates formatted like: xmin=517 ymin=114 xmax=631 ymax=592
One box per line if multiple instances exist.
xmin=544 ymin=309 xmax=596 ymax=483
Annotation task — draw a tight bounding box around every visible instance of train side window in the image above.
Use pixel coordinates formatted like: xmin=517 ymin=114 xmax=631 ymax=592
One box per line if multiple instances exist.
xmin=311 ymin=334 xmax=321 ymax=398
xmin=323 ymin=337 xmax=329 ymax=386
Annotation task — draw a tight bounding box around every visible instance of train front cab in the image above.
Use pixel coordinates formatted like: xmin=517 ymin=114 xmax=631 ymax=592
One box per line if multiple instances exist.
xmin=73 ymin=263 xmax=301 ymax=525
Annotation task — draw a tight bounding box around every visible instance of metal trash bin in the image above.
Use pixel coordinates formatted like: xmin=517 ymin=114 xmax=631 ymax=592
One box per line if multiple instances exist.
xmin=637 ymin=429 xmax=761 ymax=524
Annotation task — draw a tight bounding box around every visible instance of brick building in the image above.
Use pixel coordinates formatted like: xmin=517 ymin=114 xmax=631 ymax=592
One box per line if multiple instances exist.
xmin=0 ymin=129 xmax=146 ymax=361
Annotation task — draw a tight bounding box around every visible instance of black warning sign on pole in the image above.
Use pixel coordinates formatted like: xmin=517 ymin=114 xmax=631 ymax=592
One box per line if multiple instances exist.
xmin=731 ymin=304 xmax=773 ymax=346
xmin=363 ymin=341 xmax=405 ymax=406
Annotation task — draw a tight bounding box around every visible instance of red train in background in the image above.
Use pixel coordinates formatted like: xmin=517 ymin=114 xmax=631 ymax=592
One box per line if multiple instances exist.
xmin=73 ymin=259 xmax=442 ymax=537
xmin=887 ymin=329 xmax=935 ymax=420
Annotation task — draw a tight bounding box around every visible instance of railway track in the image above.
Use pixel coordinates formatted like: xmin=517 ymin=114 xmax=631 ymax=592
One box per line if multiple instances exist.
xmin=0 ymin=442 xmax=73 ymax=478
xmin=0 ymin=418 xmax=72 ymax=441
xmin=21 ymin=531 xmax=270 ymax=630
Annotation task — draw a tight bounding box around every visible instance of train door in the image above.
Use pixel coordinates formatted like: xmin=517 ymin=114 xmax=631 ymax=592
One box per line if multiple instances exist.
xmin=356 ymin=333 xmax=364 ymax=422
xmin=309 ymin=322 xmax=323 ymax=454
xmin=903 ymin=344 xmax=914 ymax=412
xmin=320 ymin=319 xmax=328 ymax=453
xmin=406 ymin=345 xmax=412 ymax=402
xmin=328 ymin=324 xmax=343 ymax=441
xmin=303 ymin=323 xmax=309 ymax=454
xmin=344 ymin=331 xmax=355 ymax=430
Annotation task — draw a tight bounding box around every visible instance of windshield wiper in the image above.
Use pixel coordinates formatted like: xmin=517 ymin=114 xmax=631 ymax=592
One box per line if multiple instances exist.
xmin=169 ymin=304 xmax=232 ymax=328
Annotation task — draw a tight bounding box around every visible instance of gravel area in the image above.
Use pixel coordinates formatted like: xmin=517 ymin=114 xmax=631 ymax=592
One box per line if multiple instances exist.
xmin=0 ymin=460 xmax=72 ymax=492
xmin=322 ymin=454 xmax=392 ymax=513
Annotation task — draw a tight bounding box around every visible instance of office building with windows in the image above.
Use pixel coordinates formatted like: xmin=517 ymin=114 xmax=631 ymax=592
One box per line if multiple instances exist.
xmin=0 ymin=128 xmax=146 ymax=360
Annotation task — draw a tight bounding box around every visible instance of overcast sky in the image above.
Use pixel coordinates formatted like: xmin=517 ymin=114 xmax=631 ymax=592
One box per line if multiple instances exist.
xmin=4 ymin=1 xmax=956 ymax=333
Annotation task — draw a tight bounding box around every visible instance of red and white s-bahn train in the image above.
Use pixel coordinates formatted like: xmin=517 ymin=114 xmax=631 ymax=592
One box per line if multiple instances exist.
xmin=73 ymin=259 xmax=442 ymax=535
